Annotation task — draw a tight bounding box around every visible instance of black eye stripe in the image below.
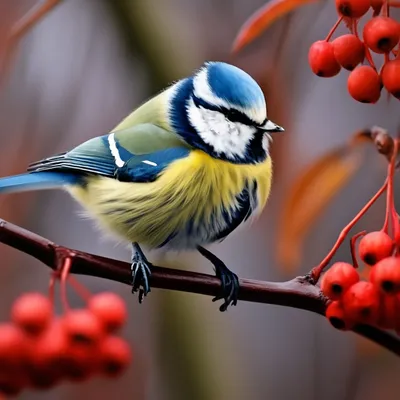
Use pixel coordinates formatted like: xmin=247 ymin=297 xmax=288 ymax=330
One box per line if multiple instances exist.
xmin=225 ymin=109 xmax=251 ymax=125
xmin=191 ymin=94 xmax=256 ymax=126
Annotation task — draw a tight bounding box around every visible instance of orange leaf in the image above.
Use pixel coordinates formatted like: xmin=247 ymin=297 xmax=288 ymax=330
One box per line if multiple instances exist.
xmin=275 ymin=145 xmax=364 ymax=274
xmin=232 ymin=0 xmax=319 ymax=53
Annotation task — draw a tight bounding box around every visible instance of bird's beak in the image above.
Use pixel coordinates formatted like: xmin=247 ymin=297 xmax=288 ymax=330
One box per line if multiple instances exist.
xmin=260 ymin=120 xmax=285 ymax=133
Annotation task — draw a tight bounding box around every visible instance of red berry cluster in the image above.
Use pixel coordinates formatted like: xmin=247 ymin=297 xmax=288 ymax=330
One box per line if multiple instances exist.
xmin=322 ymin=233 xmax=400 ymax=331
xmin=0 ymin=290 xmax=130 ymax=397
xmin=315 ymin=138 xmax=400 ymax=333
xmin=308 ymin=0 xmax=400 ymax=103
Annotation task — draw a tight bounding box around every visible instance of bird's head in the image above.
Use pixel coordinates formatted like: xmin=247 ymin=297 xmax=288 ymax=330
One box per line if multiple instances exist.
xmin=167 ymin=61 xmax=284 ymax=164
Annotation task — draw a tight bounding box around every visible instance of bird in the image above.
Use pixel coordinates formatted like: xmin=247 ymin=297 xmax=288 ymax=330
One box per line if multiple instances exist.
xmin=0 ymin=61 xmax=284 ymax=311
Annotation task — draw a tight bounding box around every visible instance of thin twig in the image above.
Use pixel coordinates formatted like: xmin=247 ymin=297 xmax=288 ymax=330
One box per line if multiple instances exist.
xmin=350 ymin=231 xmax=366 ymax=268
xmin=0 ymin=218 xmax=399 ymax=356
xmin=311 ymin=180 xmax=388 ymax=281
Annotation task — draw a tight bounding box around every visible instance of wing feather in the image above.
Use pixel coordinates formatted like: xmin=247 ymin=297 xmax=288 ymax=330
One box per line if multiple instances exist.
xmin=28 ymin=125 xmax=191 ymax=183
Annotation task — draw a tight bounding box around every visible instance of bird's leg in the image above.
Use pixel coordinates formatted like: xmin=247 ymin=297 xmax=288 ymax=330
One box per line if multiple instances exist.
xmin=197 ymin=246 xmax=240 ymax=312
xmin=131 ymin=242 xmax=152 ymax=303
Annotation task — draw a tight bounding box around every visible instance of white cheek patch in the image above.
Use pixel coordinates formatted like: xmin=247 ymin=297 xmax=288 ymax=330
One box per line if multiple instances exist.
xmin=187 ymin=99 xmax=256 ymax=159
xmin=262 ymin=134 xmax=271 ymax=153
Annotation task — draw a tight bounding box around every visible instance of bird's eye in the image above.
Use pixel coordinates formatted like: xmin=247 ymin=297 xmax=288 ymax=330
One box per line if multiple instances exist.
xmin=226 ymin=109 xmax=240 ymax=121
xmin=224 ymin=108 xmax=254 ymax=126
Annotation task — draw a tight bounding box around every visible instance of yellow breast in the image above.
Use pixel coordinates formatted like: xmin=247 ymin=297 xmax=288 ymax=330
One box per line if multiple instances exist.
xmin=69 ymin=150 xmax=272 ymax=248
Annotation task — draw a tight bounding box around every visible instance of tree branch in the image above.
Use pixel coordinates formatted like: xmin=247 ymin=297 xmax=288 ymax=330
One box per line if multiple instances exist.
xmin=0 ymin=218 xmax=399 ymax=356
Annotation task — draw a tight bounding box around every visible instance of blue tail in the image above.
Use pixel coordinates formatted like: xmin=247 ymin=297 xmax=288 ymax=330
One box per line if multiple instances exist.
xmin=0 ymin=172 xmax=80 ymax=194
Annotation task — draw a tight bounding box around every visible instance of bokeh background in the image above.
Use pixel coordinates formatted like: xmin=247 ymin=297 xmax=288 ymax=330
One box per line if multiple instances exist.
xmin=1 ymin=1 xmax=400 ymax=399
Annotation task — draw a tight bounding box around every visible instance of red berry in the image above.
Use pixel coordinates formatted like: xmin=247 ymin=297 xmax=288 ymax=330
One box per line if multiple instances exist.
xmin=27 ymin=365 xmax=62 ymax=390
xmin=347 ymin=65 xmax=381 ymax=103
xmin=62 ymin=344 xmax=99 ymax=382
xmin=325 ymin=301 xmax=354 ymax=330
xmin=98 ymin=336 xmax=132 ymax=377
xmin=395 ymin=228 xmax=400 ymax=248
xmin=377 ymin=293 xmax=400 ymax=329
xmin=88 ymin=292 xmax=127 ymax=333
xmin=0 ymin=374 xmax=23 ymax=397
xmin=363 ymin=16 xmax=400 ymax=54
xmin=370 ymin=0 xmax=383 ymax=13
xmin=370 ymin=256 xmax=400 ymax=294
xmin=308 ymin=41 xmax=341 ymax=77
xmin=11 ymin=292 xmax=53 ymax=336
xmin=321 ymin=262 xmax=360 ymax=300
xmin=62 ymin=309 xmax=104 ymax=346
xmin=358 ymin=231 xmax=394 ymax=265
xmin=332 ymin=34 xmax=365 ymax=70
xmin=382 ymin=59 xmax=400 ymax=99
xmin=336 ymin=0 xmax=370 ymax=17
xmin=342 ymin=281 xmax=380 ymax=324
xmin=0 ymin=324 xmax=29 ymax=370
xmin=26 ymin=320 xmax=67 ymax=389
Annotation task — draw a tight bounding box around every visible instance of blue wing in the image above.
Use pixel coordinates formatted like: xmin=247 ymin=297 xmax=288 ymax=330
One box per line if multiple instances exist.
xmin=115 ymin=147 xmax=191 ymax=183
xmin=27 ymin=135 xmax=117 ymax=176
xmin=28 ymin=132 xmax=191 ymax=183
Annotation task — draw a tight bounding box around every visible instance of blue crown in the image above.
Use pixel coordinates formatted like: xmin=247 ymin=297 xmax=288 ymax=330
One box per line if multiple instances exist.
xmin=205 ymin=62 xmax=266 ymax=110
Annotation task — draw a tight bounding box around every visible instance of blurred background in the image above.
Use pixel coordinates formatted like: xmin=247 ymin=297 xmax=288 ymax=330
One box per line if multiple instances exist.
xmin=1 ymin=1 xmax=400 ymax=399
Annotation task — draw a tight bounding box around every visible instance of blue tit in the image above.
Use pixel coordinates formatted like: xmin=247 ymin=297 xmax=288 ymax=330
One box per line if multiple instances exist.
xmin=0 ymin=61 xmax=284 ymax=311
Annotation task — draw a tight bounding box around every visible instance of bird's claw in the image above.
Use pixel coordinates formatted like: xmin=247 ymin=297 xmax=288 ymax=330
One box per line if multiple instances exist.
xmin=197 ymin=246 xmax=240 ymax=312
xmin=131 ymin=250 xmax=152 ymax=304
xmin=212 ymin=268 xmax=240 ymax=312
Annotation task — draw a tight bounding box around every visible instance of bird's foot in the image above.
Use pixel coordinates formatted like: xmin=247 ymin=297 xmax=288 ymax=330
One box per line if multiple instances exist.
xmin=131 ymin=243 xmax=152 ymax=304
xmin=197 ymin=246 xmax=240 ymax=312
xmin=213 ymin=264 xmax=240 ymax=312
